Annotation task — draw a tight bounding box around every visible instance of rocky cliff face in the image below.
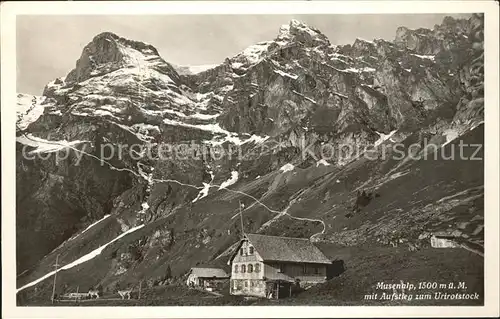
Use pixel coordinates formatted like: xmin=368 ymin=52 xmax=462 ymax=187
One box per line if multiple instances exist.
xmin=16 ymin=15 xmax=484 ymax=301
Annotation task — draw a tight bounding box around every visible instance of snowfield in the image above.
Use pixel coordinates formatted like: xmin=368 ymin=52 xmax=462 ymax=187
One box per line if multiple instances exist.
xmin=280 ymin=163 xmax=295 ymax=173
xmin=16 ymin=134 xmax=87 ymax=154
xmin=292 ymin=90 xmax=317 ymax=104
xmin=193 ymin=171 xmax=214 ymax=202
xmin=185 ymin=64 xmax=219 ymax=74
xmin=411 ymin=54 xmax=436 ymax=61
xmin=442 ymin=129 xmax=459 ymax=146
xmin=218 ymin=171 xmax=239 ymax=190
xmin=374 ymin=130 xmax=398 ymax=147
xmin=316 ymin=159 xmax=331 ymax=167
xmin=187 ymin=113 xmax=221 ymax=120
xmin=17 ymin=224 xmax=145 ymax=292
xmin=237 ymin=41 xmax=272 ymax=65
xmin=273 ymin=69 xmax=299 ymax=80
xmin=17 ymin=94 xmax=47 ymax=130
xmin=69 ymin=214 xmax=111 ymax=241
xmin=163 ymin=118 xmax=269 ymax=146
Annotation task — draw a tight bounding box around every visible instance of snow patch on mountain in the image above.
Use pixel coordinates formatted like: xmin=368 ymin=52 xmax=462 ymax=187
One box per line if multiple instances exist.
xmin=132 ymin=123 xmax=161 ymax=135
xmin=162 ymin=117 xmax=269 ymax=146
xmin=316 ymin=159 xmax=331 ymax=167
xmin=343 ymin=67 xmax=376 ymax=73
xmin=17 ymin=94 xmax=47 ymax=130
xmin=17 ymin=224 xmax=145 ymax=292
xmin=239 ymin=41 xmax=272 ymax=65
xmin=69 ymin=215 xmax=111 ymax=242
xmin=411 ymin=54 xmax=436 ymax=61
xmin=374 ymin=130 xmax=398 ymax=147
xmin=94 ymin=109 xmax=119 ymax=119
xmin=280 ymin=163 xmax=295 ymax=173
xmin=356 ymin=37 xmax=374 ymax=44
xmin=442 ymin=129 xmax=459 ymax=146
xmin=292 ymin=90 xmax=317 ymax=104
xmin=219 ymin=171 xmax=239 ymax=190
xmin=99 ymin=105 xmax=123 ymax=114
xmin=186 ymin=64 xmax=219 ymax=74
xmin=163 ymin=118 xmax=229 ymax=134
xmin=389 ymin=170 xmax=410 ymax=181
xmin=16 ymin=134 xmax=87 ymax=154
xmin=163 ymin=118 xmax=244 ymax=145
xmin=187 ymin=113 xmax=221 ymax=120
xmin=332 ymin=91 xmax=349 ymax=99
xmin=116 ymin=41 xmax=154 ymax=72
xmin=273 ymin=69 xmax=298 ymax=79
xmin=192 ymin=171 xmax=214 ymax=203
xmin=290 ymin=19 xmax=323 ymax=38
xmin=243 ymin=135 xmax=270 ymax=145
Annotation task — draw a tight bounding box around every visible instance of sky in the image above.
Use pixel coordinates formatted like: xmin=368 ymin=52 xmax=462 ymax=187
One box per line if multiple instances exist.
xmin=17 ymin=14 xmax=471 ymax=95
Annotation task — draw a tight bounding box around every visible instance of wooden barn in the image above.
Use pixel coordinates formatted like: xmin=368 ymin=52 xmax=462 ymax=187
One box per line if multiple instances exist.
xmin=186 ymin=267 xmax=229 ymax=291
xmin=228 ymin=233 xmax=332 ymax=299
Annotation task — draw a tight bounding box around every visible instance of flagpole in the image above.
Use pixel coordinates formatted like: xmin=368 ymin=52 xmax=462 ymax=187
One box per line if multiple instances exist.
xmin=239 ymin=200 xmax=245 ymax=238
xmin=51 ymin=254 xmax=60 ymax=303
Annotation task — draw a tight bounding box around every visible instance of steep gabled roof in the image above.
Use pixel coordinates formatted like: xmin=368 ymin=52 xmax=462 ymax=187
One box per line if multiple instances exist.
xmin=189 ymin=267 xmax=229 ymax=278
xmin=241 ymin=233 xmax=331 ymax=264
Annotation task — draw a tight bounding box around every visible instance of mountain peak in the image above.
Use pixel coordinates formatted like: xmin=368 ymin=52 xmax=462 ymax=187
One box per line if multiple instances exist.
xmin=92 ymin=31 xmax=120 ymax=41
xmin=277 ymin=19 xmax=330 ymax=47
xmin=65 ymin=31 xmax=162 ymax=83
xmin=91 ymin=31 xmax=160 ymax=56
xmin=289 ymin=18 xmax=308 ymax=28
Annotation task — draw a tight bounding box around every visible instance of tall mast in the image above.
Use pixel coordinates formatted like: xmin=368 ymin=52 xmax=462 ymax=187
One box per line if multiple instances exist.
xmin=51 ymin=254 xmax=60 ymax=303
xmin=239 ymin=200 xmax=245 ymax=238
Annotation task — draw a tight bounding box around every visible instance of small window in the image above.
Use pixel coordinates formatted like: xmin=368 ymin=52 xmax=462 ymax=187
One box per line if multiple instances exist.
xmin=255 ymin=263 xmax=261 ymax=273
xmin=244 ymin=280 xmax=248 ymax=287
xmin=248 ymin=264 xmax=253 ymax=273
xmin=233 ymin=280 xmax=238 ymax=289
xmin=279 ymin=264 xmax=286 ymax=273
xmin=234 ymin=264 xmax=239 ymax=273
xmin=240 ymin=248 xmax=243 ymax=256
xmin=249 ymin=246 xmax=254 ymax=254
xmin=243 ymin=248 xmax=247 ymax=255
xmin=241 ymin=264 xmax=246 ymax=273
xmin=250 ymin=280 xmax=255 ymax=287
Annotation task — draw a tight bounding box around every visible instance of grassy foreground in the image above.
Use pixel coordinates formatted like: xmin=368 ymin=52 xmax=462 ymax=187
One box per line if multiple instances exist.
xmin=21 ymin=245 xmax=483 ymax=306
xmin=258 ymin=245 xmax=484 ymax=306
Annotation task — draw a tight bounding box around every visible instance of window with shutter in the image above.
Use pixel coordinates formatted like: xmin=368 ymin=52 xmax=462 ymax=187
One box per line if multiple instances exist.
xmin=241 ymin=264 xmax=246 ymax=273
xmin=234 ymin=264 xmax=239 ymax=273
xmin=249 ymin=246 xmax=254 ymax=254
xmin=248 ymin=264 xmax=253 ymax=273
xmin=255 ymin=263 xmax=260 ymax=273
